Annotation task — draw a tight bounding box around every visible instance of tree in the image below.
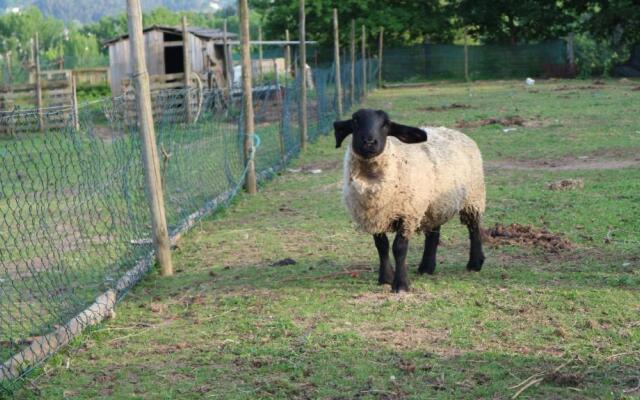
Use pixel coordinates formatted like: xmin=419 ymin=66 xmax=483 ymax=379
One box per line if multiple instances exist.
xmin=0 ymin=7 xmax=65 ymax=55
xmin=250 ymin=0 xmax=453 ymax=48
xmin=450 ymin=0 xmax=577 ymax=44
xmin=575 ymin=0 xmax=640 ymax=48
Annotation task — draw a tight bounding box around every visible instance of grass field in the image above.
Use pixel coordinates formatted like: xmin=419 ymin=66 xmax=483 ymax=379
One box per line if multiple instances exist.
xmin=14 ymin=79 xmax=640 ymax=399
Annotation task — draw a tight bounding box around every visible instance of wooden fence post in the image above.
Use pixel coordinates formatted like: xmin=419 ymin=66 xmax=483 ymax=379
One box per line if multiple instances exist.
xmin=464 ymin=29 xmax=469 ymax=82
xmin=279 ymin=29 xmax=291 ymax=162
xmin=223 ymin=19 xmax=233 ymax=96
xmin=378 ymin=27 xmax=384 ymax=88
xmin=71 ymin=74 xmax=80 ymax=131
xmin=333 ymin=8 xmax=343 ymax=116
xmin=239 ymin=0 xmax=258 ymax=194
xmin=284 ymin=29 xmax=292 ymax=81
xmin=182 ymin=16 xmax=193 ymax=123
xmin=350 ymin=20 xmax=356 ymax=106
xmin=34 ymin=33 xmax=44 ymax=132
xmin=5 ymin=51 xmax=12 ymax=86
xmin=567 ymin=32 xmax=576 ymax=76
xmin=277 ymin=56 xmax=286 ymax=161
xmin=299 ymin=0 xmax=308 ymax=150
xmin=29 ymin=38 xmax=35 ymax=83
xmin=126 ymin=0 xmax=174 ymax=276
xmin=361 ymin=25 xmax=367 ymax=95
xmin=258 ymin=25 xmax=264 ymax=83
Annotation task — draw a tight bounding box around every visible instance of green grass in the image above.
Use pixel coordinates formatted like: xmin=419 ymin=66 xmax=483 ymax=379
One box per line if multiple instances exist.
xmin=12 ymin=79 xmax=640 ymax=399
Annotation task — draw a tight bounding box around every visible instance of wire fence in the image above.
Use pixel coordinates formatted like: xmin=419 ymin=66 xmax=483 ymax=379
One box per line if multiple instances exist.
xmin=383 ymin=40 xmax=569 ymax=82
xmin=2 ymin=38 xmax=578 ymax=93
xmin=0 ymin=51 xmax=379 ymax=393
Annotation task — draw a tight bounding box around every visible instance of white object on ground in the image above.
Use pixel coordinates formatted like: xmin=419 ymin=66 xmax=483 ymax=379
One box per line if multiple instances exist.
xmin=525 ymin=77 xmax=535 ymax=86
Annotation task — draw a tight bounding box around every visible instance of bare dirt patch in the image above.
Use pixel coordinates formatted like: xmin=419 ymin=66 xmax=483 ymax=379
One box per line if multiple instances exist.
xmin=553 ymin=85 xmax=602 ymax=91
xmin=91 ymin=125 xmax=125 ymax=141
xmin=486 ymin=157 xmax=640 ymax=171
xmin=632 ymin=86 xmax=640 ymax=91
xmin=351 ymin=322 xmax=451 ymax=351
xmin=456 ymin=115 xmax=549 ymax=129
xmin=349 ymin=291 xmax=435 ymax=306
xmin=547 ymin=178 xmax=584 ymax=191
xmin=546 ymin=371 xmax=585 ymax=386
xmin=482 ymin=223 xmax=573 ymax=253
xmin=418 ymin=103 xmax=474 ymax=112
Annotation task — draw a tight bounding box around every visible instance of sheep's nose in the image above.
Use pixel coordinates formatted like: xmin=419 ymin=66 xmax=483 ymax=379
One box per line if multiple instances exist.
xmin=364 ymin=138 xmax=378 ymax=148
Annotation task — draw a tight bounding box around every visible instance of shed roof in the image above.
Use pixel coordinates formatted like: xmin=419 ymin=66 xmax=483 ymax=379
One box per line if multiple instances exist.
xmin=104 ymin=25 xmax=238 ymax=46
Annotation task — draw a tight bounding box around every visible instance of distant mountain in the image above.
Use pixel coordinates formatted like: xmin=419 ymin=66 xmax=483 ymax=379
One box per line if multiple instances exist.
xmin=3 ymin=0 xmax=236 ymax=23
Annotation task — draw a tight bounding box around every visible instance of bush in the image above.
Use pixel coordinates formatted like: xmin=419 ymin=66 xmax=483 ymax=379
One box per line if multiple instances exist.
xmin=574 ymin=34 xmax=630 ymax=78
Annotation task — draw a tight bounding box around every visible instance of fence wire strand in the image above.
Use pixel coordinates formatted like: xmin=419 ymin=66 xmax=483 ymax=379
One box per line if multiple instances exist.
xmin=0 ymin=55 xmax=378 ymax=393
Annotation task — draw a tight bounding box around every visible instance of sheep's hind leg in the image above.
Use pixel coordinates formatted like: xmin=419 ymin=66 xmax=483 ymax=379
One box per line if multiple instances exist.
xmin=373 ymin=234 xmax=393 ymax=285
xmin=392 ymin=232 xmax=410 ymax=292
xmin=461 ymin=211 xmax=485 ymax=271
xmin=418 ymin=226 xmax=440 ymax=275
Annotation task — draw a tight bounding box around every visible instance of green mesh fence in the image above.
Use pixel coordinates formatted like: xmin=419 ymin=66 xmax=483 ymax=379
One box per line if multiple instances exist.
xmin=383 ymin=40 xmax=568 ymax=81
xmin=0 ymin=52 xmax=378 ymax=393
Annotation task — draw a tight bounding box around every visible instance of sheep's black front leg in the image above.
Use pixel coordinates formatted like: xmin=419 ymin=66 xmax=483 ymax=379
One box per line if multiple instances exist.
xmin=461 ymin=210 xmax=485 ymax=271
xmin=373 ymin=234 xmax=393 ymax=285
xmin=392 ymin=233 xmax=410 ymax=292
xmin=418 ymin=226 xmax=440 ymax=275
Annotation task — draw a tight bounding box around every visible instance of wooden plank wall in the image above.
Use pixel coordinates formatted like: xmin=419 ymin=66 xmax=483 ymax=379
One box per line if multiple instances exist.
xmin=109 ymin=39 xmax=131 ymax=96
xmin=73 ymin=68 xmax=110 ymax=87
xmin=120 ymin=72 xmax=203 ymax=124
xmin=0 ymin=70 xmax=76 ymax=135
xmin=108 ymin=30 xmax=229 ymax=96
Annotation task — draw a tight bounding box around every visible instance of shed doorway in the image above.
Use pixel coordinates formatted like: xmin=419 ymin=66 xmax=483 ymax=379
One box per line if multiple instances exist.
xmin=164 ymin=45 xmax=184 ymax=74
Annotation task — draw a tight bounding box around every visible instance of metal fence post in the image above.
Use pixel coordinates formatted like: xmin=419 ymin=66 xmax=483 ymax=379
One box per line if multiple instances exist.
xmin=126 ymin=0 xmax=174 ymax=276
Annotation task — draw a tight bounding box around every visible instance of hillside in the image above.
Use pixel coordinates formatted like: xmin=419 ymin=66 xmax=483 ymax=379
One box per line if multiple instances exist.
xmin=1 ymin=0 xmax=236 ymax=23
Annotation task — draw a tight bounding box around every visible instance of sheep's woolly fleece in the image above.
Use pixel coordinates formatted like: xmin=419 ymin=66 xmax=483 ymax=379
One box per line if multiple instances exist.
xmin=342 ymin=126 xmax=485 ymax=238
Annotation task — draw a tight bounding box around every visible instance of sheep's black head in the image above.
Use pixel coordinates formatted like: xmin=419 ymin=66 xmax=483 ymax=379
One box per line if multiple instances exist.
xmin=333 ymin=109 xmax=427 ymax=159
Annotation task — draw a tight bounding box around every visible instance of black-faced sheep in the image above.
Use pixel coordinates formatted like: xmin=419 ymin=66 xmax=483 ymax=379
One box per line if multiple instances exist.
xmin=334 ymin=109 xmax=486 ymax=292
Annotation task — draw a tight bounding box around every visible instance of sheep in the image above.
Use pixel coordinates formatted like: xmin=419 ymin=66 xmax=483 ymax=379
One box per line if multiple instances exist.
xmin=334 ymin=109 xmax=486 ymax=292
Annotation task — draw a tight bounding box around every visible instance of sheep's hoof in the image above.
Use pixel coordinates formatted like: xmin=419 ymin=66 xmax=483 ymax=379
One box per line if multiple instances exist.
xmin=378 ymin=265 xmax=394 ymax=285
xmin=418 ymin=262 xmax=436 ymax=275
xmin=392 ymin=280 xmax=410 ymax=293
xmin=466 ymin=257 xmax=485 ymax=272
xmin=378 ymin=276 xmax=393 ymax=285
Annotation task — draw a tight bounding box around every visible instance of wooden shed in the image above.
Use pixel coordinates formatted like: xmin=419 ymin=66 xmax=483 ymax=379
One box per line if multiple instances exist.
xmin=105 ymin=25 xmax=237 ymax=96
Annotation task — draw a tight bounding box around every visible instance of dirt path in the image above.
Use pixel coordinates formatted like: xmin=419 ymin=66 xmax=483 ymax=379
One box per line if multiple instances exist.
xmin=486 ymin=158 xmax=640 ymax=171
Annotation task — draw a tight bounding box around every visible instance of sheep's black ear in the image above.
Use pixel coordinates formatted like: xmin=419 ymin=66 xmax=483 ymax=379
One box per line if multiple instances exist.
xmin=388 ymin=122 xmax=427 ymax=144
xmin=333 ymin=119 xmax=353 ymax=148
